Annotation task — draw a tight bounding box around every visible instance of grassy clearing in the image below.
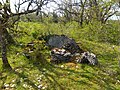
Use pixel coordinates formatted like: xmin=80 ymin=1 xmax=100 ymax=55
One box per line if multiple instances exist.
xmin=0 ymin=22 xmax=120 ymax=90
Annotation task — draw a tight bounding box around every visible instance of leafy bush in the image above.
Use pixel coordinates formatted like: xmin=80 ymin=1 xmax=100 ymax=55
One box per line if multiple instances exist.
xmin=17 ymin=20 xmax=119 ymax=46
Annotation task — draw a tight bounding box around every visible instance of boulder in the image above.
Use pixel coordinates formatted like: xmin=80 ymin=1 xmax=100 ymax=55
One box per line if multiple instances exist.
xmin=77 ymin=52 xmax=98 ymax=65
xmin=46 ymin=35 xmax=83 ymax=54
xmin=50 ymin=48 xmax=72 ymax=64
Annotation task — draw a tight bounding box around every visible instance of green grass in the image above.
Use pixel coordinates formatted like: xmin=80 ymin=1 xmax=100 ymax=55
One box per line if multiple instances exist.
xmin=0 ymin=21 xmax=120 ymax=90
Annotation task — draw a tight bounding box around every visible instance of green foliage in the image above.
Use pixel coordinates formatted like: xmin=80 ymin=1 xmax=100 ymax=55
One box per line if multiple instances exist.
xmin=15 ymin=20 xmax=120 ymax=45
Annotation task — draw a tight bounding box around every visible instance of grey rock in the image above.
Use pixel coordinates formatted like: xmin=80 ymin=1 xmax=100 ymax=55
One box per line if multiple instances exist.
xmin=77 ymin=52 xmax=98 ymax=65
xmin=50 ymin=48 xmax=72 ymax=64
xmin=46 ymin=35 xmax=83 ymax=54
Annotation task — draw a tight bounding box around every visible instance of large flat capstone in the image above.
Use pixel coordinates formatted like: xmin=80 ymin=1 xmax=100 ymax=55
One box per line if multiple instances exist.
xmin=46 ymin=35 xmax=83 ymax=54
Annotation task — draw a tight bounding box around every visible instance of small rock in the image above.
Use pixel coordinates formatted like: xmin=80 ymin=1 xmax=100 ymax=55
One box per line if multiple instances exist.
xmin=4 ymin=84 xmax=9 ymax=88
xmin=38 ymin=84 xmax=42 ymax=89
xmin=77 ymin=52 xmax=98 ymax=65
xmin=61 ymin=65 xmax=64 ymax=68
xmin=76 ymin=65 xmax=79 ymax=69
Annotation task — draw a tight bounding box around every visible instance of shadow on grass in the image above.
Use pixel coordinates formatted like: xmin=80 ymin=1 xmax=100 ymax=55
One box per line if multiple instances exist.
xmin=28 ymin=52 xmax=119 ymax=90
xmin=0 ymin=54 xmax=119 ymax=90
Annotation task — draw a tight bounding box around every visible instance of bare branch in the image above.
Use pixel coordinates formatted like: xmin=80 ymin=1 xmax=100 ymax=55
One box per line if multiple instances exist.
xmin=104 ymin=11 xmax=118 ymax=22
xmin=12 ymin=9 xmax=37 ymax=16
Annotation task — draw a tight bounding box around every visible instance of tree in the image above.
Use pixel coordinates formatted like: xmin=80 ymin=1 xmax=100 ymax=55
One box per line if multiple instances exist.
xmin=55 ymin=0 xmax=118 ymax=26
xmin=85 ymin=0 xmax=117 ymax=23
xmin=55 ymin=0 xmax=73 ymax=22
xmin=52 ymin=12 xmax=58 ymax=23
xmin=0 ymin=0 xmax=52 ymax=70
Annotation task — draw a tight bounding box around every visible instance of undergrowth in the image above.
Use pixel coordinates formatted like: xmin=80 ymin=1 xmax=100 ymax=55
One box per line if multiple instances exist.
xmin=0 ymin=21 xmax=120 ymax=90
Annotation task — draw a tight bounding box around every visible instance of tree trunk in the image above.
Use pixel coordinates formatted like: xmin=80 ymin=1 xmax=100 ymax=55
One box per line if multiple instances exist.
xmin=0 ymin=29 xmax=12 ymax=70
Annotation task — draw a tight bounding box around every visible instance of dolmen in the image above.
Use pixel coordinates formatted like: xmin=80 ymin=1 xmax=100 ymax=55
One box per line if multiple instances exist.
xmin=42 ymin=34 xmax=98 ymax=65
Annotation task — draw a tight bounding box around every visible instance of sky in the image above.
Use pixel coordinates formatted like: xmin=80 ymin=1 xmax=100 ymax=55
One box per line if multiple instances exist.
xmin=110 ymin=15 xmax=120 ymax=20
xmin=9 ymin=0 xmax=58 ymax=13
